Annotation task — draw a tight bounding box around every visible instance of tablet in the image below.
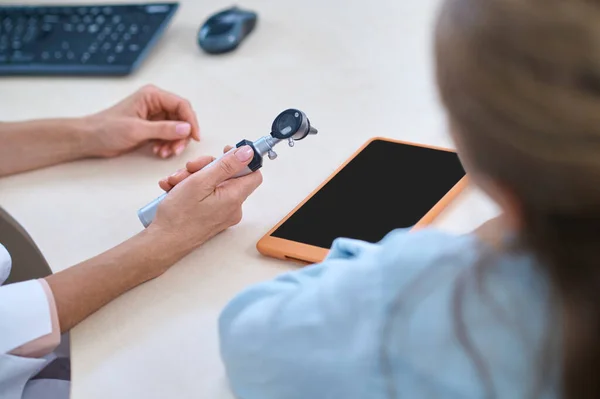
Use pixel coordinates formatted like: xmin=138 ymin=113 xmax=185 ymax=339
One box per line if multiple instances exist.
xmin=257 ymin=137 xmax=468 ymax=264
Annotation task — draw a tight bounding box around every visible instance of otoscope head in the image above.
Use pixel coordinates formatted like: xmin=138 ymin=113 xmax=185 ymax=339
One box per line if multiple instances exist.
xmin=271 ymin=109 xmax=317 ymax=141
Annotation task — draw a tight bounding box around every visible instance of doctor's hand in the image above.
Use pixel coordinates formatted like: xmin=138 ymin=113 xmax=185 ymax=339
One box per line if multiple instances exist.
xmin=149 ymin=145 xmax=263 ymax=254
xmin=158 ymin=145 xmax=234 ymax=192
xmin=82 ymin=85 xmax=200 ymax=159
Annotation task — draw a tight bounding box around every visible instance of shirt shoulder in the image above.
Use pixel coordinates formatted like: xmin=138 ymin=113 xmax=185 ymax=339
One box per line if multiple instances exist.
xmin=324 ymin=228 xmax=485 ymax=305
xmin=369 ymin=229 xmax=556 ymax=398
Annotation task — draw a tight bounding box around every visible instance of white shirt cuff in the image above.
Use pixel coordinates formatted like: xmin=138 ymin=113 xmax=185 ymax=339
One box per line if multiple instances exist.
xmin=0 ymin=280 xmax=59 ymax=356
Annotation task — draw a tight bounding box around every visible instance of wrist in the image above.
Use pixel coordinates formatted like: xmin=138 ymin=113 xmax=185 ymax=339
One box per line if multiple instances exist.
xmin=45 ymin=117 xmax=99 ymax=159
xmin=36 ymin=118 xmax=95 ymax=160
xmin=134 ymin=226 xmax=194 ymax=277
xmin=76 ymin=115 xmax=107 ymax=158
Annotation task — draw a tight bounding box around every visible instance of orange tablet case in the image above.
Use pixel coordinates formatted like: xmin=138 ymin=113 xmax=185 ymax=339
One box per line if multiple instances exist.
xmin=256 ymin=137 xmax=468 ymax=264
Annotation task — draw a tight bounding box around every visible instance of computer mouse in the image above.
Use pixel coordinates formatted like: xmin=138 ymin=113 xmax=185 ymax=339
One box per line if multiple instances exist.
xmin=197 ymin=6 xmax=258 ymax=54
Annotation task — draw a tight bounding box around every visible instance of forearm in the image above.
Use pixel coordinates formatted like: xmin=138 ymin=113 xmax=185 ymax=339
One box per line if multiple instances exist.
xmin=0 ymin=118 xmax=94 ymax=176
xmin=45 ymin=227 xmax=190 ymax=332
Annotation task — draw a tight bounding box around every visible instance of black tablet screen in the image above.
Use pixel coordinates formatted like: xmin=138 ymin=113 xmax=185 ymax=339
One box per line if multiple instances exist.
xmin=271 ymin=139 xmax=466 ymax=249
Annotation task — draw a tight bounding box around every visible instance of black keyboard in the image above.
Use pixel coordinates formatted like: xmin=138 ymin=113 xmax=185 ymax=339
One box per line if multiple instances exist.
xmin=0 ymin=3 xmax=179 ymax=76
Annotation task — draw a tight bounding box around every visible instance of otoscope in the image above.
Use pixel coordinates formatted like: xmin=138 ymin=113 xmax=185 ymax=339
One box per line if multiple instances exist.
xmin=137 ymin=109 xmax=318 ymax=227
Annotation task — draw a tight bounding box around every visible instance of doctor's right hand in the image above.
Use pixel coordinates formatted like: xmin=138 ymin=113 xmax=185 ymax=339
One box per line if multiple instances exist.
xmin=148 ymin=145 xmax=263 ymax=255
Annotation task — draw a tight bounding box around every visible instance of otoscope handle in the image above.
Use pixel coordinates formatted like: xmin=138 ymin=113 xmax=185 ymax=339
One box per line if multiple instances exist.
xmin=137 ymin=192 xmax=168 ymax=228
xmin=138 ymin=145 xmax=258 ymax=228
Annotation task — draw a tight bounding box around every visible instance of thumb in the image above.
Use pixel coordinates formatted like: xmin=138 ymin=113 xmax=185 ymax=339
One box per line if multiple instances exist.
xmin=196 ymin=145 xmax=255 ymax=189
xmin=140 ymin=120 xmax=192 ymax=141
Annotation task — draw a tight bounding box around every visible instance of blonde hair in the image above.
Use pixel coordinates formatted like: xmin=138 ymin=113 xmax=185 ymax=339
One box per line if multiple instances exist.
xmin=435 ymin=0 xmax=600 ymax=397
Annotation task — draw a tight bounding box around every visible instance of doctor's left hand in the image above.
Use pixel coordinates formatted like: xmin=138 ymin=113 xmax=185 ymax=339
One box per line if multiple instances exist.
xmin=82 ymin=85 xmax=201 ymax=159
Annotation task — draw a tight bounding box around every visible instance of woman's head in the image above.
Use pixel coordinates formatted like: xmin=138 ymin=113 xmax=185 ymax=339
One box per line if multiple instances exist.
xmin=435 ymin=0 xmax=600 ymax=397
xmin=436 ymin=0 xmax=600 ymax=220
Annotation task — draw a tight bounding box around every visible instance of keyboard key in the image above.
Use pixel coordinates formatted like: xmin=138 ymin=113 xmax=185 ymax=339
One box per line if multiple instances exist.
xmin=43 ymin=15 xmax=60 ymax=23
xmin=54 ymin=51 xmax=62 ymax=59
xmin=83 ymin=15 xmax=93 ymax=24
xmin=10 ymin=51 xmax=34 ymax=63
xmin=23 ymin=26 xmax=37 ymax=42
xmin=102 ymin=7 xmax=113 ymax=15
xmin=123 ymin=33 xmax=132 ymax=41
xmin=116 ymin=23 xmax=125 ymax=32
xmin=81 ymin=52 xmax=90 ymax=63
xmin=61 ymin=41 xmax=70 ymax=50
xmin=76 ymin=24 xmax=85 ymax=33
xmin=115 ymin=43 xmax=124 ymax=53
xmin=128 ymin=43 xmax=139 ymax=52
xmin=88 ymin=24 xmax=99 ymax=34
xmin=129 ymin=24 xmax=139 ymax=34
xmin=106 ymin=54 xmax=116 ymax=63
xmin=13 ymin=24 xmax=25 ymax=35
xmin=63 ymin=23 xmax=73 ymax=32
xmin=66 ymin=51 xmax=75 ymax=60
xmin=146 ymin=5 xmax=170 ymax=14
xmin=112 ymin=15 xmax=121 ymax=24
xmin=102 ymin=42 xmax=112 ymax=52
xmin=96 ymin=15 xmax=105 ymax=25
xmin=41 ymin=51 xmax=50 ymax=60
xmin=91 ymin=7 xmax=100 ymax=15
xmin=110 ymin=32 xmax=119 ymax=41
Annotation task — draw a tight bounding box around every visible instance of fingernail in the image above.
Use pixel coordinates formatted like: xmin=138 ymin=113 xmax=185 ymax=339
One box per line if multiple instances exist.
xmin=161 ymin=148 xmax=170 ymax=158
xmin=174 ymin=144 xmax=185 ymax=156
xmin=235 ymin=145 xmax=254 ymax=161
xmin=176 ymin=123 xmax=191 ymax=136
xmin=153 ymin=144 xmax=160 ymax=154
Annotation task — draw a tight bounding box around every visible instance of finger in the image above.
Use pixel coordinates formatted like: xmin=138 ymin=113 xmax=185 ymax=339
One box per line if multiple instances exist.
xmin=189 ymin=145 xmax=255 ymax=192
xmin=140 ymin=85 xmax=201 ymax=141
xmin=219 ymin=171 xmax=264 ymax=203
xmin=158 ymin=140 xmax=173 ymax=150
xmin=162 ymin=155 xmax=215 ymax=191
xmin=159 ymin=178 xmax=173 ymax=192
xmin=158 ymin=144 xmax=173 ymax=159
xmin=167 ymin=169 xmax=192 ymax=187
xmin=186 ymin=155 xmax=216 ymax=173
xmin=140 ymin=120 xmax=193 ymax=143
xmin=158 ymin=140 xmax=180 ymax=158
xmin=170 ymin=138 xmax=190 ymax=157
xmin=152 ymin=141 xmax=161 ymax=156
xmin=223 ymin=145 xmax=233 ymax=153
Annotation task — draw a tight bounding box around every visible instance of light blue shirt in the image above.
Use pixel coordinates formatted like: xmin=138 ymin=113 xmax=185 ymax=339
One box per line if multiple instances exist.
xmin=219 ymin=229 xmax=560 ymax=399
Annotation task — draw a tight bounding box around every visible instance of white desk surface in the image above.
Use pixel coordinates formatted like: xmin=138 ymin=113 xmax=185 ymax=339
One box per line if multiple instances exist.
xmin=0 ymin=0 xmax=499 ymax=397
